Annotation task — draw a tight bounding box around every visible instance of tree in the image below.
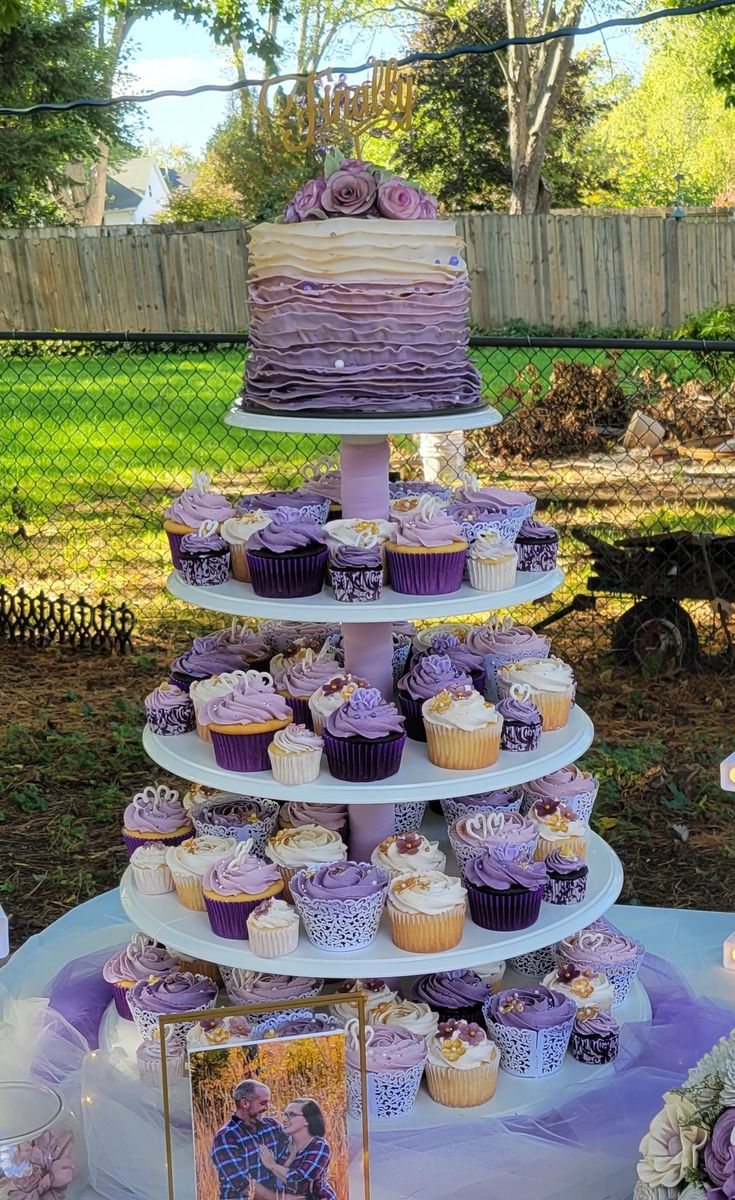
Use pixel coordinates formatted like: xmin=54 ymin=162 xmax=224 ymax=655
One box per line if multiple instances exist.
xmin=392 ymin=0 xmax=610 ymax=211
xmin=0 ymin=4 xmax=134 ymax=228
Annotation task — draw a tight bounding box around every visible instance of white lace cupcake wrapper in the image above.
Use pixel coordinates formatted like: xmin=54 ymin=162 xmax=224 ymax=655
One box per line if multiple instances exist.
xmin=393 ymin=801 xmax=427 ymax=834
xmin=556 ymin=948 xmax=643 ymax=1006
xmin=508 ymin=946 xmax=559 ymax=976
xmin=483 ymin=1005 xmax=575 ymax=1077
xmin=440 ymin=793 xmax=523 ymax=826
xmin=346 ymin=1059 xmax=425 ymax=1118
xmin=293 ymin=889 xmax=388 ymax=952
xmin=193 ymin=800 xmax=279 ymax=857
xmin=129 ymin=995 xmax=218 ymax=1046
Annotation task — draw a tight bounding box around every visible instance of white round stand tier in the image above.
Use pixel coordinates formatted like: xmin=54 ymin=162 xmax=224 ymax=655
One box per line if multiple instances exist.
xmin=225 ymin=400 xmax=502 ymax=437
xmin=166 ymin=567 xmax=564 ymax=622
xmin=143 ymin=704 xmax=593 ymax=804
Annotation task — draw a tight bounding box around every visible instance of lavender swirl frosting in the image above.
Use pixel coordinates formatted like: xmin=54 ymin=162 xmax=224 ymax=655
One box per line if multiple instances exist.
xmin=226 ymin=971 xmax=321 ymax=1001
xmin=124 ymin=786 xmax=189 ymax=834
xmin=332 ymin=544 xmax=382 ymax=569
xmin=345 ymin=1024 xmax=427 ymax=1071
xmin=496 ymin=696 xmax=542 ymax=725
xmin=248 ymin=507 xmax=326 ymax=553
xmin=418 ymin=634 xmax=484 ymax=677
xmin=281 ymin=801 xmax=347 ymax=831
xmin=291 ymin=860 xmax=388 ymax=902
xmin=399 ymin=653 xmax=471 ymax=701
xmin=524 ymin=766 xmax=598 ymax=802
xmin=180 ymin=528 xmax=228 ymax=553
xmin=103 ymin=936 xmax=179 ymax=984
xmin=203 ymin=626 xmax=271 ymax=661
xmin=325 ymin=687 xmax=405 ymax=739
xmin=165 ymin=490 xmax=235 ymax=527
xmin=410 ymin=970 xmax=489 ymax=1009
xmin=573 ymin=1010 xmax=620 ymax=1037
xmin=238 ymin=489 xmax=324 ymax=513
xmin=203 ymin=842 xmax=281 ymax=896
xmin=265 ymin=1013 xmax=343 ymax=1036
xmin=464 ymin=845 xmax=547 ymax=891
xmin=465 ymin=622 xmax=551 ymax=660
xmin=145 ymin=683 xmax=191 ymax=710
xmin=194 ymin=797 xmax=270 ymax=828
xmin=488 ymin=985 xmax=576 ymax=1030
xmin=280 ymin=653 xmax=346 ymax=698
xmin=171 ymin=646 xmax=251 ymax=681
xmin=518 ymin=517 xmax=557 ymax=542
xmin=129 ymin=971 xmax=218 ymax=1014
xmin=545 ymin=850 xmax=587 ymax=877
xmin=393 ymin=509 xmax=464 ymax=548
xmin=199 ymin=682 xmax=291 ymax=726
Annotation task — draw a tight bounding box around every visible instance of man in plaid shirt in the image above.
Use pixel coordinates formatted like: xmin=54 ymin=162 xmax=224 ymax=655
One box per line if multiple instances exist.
xmin=211 ymin=1080 xmax=290 ymax=1200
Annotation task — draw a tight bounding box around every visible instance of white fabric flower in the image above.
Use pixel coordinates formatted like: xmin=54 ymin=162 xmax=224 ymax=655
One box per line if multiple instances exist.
xmin=719 ymin=1061 xmax=735 ymax=1107
xmin=632 ymin=1181 xmax=679 ymax=1200
xmin=637 ymin=1091 xmax=708 ymax=1189
xmin=679 ymin=1185 xmax=708 ymax=1200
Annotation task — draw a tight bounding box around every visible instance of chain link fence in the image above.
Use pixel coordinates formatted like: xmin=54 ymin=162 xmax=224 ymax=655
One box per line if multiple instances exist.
xmin=2 ymin=332 xmax=734 ymax=665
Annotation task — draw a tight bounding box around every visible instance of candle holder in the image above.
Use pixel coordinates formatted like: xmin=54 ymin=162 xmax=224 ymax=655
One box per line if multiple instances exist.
xmin=722 ymin=931 xmax=735 ymax=970
xmin=0 ymin=1082 xmax=86 ymax=1199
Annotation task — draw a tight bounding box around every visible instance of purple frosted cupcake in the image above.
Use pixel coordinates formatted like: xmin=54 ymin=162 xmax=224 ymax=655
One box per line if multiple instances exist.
xmin=521 ymin=765 xmax=600 ymax=823
xmin=198 ymin=672 xmax=292 ymax=772
xmin=452 ymin=475 xmax=535 ymax=537
xmin=121 ymin=784 xmax=193 ymax=857
xmin=448 ymin=810 xmax=539 ymax=872
xmin=464 ymin=618 xmax=551 ymax=698
xmin=237 ymin=488 xmax=329 ymax=526
xmin=169 ymin=642 xmax=253 ymax=694
xmin=440 ymin=788 xmax=523 ymax=827
xmin=397 ymin=653 xmax=472 ymax=741
xmin=569 ymin=1008 xmax=621 ymax=1063
xmin=483 ymin=985 xmax=576 ymax=1077
xmin=290 ymin=860 xmax=389 ymax=951
xmin=414 ymin=633 xmax=486 ymax=695
xmin=323 ymin=687 xmax=406 ymax=782
xmin=464 ymin=845 xmax=547 ymax=931
xmin=277 ymin=648 xmax=346 ymax=727
xmin=556 ymin=924 xmax=644 ymax=1007
xmin=163 ymin=471 xmax=235 ymax=569
xmin=515 ymin=517 xmax=559 ymax=573
xmin=205 ymin=623 xmax=272 ymax=671
xmin=103 ymin=934 xmax=179 ymax=1020
xmin=247 ymin=507 xmax=328 ymax=597
xmin=128 ymin=971 xmax=219 ymax=1044
xmin=331 ymin=543 xmax=383 ymax=603
xmin=144 ymin=682 xmax=195 ymax=736
xmin=496 ymin=685 xmax=542 ymax=753
xmin=202 ymin=839 xmax=284 ymax=939
xmin=410 ymin=969 xmax=491 ymax=1026
xmin=223 ymin=969 xmax=322 ymax=1015
xmin=179 ymin=520 xmax=230 ymax=586
xmin=385 ymin=501 xmax=467 ymax=596
xmin=389 ymin=479 xmax=452 ymax=501
xmin=543 ymin=850 xmax=589 ymax=905
xmin=192 ymin=795 xmax=280 ymax=856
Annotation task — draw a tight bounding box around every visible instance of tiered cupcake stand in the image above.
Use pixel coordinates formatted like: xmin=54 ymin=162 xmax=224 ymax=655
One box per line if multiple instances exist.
xmin=120 ymin=403 xmax=650 ymax=1127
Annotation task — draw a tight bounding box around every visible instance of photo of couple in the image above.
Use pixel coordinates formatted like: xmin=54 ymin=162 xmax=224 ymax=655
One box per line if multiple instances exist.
xmin=189 ymin=1029 xmax=350 ymax=1200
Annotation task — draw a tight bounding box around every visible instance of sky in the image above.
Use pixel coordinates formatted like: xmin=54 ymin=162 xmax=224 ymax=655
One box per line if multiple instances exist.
xmin=127 ymin=10 xmax=650 ymax=157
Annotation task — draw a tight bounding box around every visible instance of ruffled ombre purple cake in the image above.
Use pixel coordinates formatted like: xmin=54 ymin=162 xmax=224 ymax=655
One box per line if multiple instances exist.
xmin=243 ymin=161 xmax=482 ymax=414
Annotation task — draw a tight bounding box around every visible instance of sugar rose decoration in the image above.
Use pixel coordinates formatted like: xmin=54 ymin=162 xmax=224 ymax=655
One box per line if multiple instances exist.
xmin=282 ymin=158 xmax=439 ymax=223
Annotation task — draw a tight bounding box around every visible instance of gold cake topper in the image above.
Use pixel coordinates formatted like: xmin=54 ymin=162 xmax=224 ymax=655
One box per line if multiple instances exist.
xmin=258 ymin=58 xmax=413 ymax=152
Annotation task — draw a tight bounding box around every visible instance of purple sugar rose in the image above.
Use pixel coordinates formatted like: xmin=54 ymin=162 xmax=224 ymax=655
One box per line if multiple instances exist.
xmin=322 ymin=168 xmax=377 ymax=217
xmin=377 ymin=177 xmax=422 ymax=220
xmin=417 ymin=189 xmax=438 ymax=219
xmin=704 ymin=1108 xmax=735 ymax=1191
xmin=339 ymin=158 xmax=371 ymax=174
xmin=284 ymin=201 xmax=299 ymax=223
xmin=290 ymin=177 xmax=327 ymax=221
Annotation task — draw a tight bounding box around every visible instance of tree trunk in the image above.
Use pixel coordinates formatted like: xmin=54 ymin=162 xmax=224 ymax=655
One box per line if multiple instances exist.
xmin=76 ymin=7 xmax=134 ymax=225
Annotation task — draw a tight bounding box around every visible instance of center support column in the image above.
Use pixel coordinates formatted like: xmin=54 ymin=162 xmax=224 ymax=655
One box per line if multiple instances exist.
xmin=339 ymin=434 xmax=397 ymax=862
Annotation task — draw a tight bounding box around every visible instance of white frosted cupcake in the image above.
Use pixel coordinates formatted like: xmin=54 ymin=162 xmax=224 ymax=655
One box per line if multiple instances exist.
xmin=425 ymin=1019 xmax=500 ymax=1107
xmin=542 ymin=965 xmax=615 ymax=1012
xmin=387 ymin=870 xmax=467 ymax=952
xmin=246 ymin=898 xmax=301 ymax=957
xmin=497 ymin=656 xmax=575 ymax=731
xmin=130 ymin=844 xmax=174 ymax=894
xmin=467 ymin=533 xmax=518 ymax=592
xmin=330 ymin=979 xmax=398 ymax=1023
xmin=308 ymin=673 xmax=369 ymax=734
xmin=265 ymin=823 xmax=347 ymax=897
xmin=166 ymin=835 xmax=236 ymax=910
xmin=527 ymin=799 xmax=589 ymax=861
xmin=267 ymin=723 xmax=323 ymax=784
xmin=181 ymin=783 xmax=213 ymax=816
xmin=369 ymin=997 xmax=439 ymax=1042
xmin=221 ymin=511 xmax=272 ymax=581
xmin=422 ymin=686 xmax=503 ymax=770
xmin=371 ymin=831 xmax=446 ymax=878
xmin=137 ymin=1037 xmax=186 ymax=1086
xmin=189 ymin=671 xmax=248 ymax=741
xmin=325 ymin=517 xmax=397 ymax=559
xmin=473 ymin=960 xmax=507 ymax=993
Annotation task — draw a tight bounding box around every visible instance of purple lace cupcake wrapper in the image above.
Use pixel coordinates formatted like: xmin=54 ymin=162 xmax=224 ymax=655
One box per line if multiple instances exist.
xmin=543 ymin=871 xmax=588 ymax=905
xmin=203 ymin=893 xmax=269 ymax=939
xmin=508 ymin=947 xmax=558 ymax=976
xmin=393 ymin=801 xmax=427 ymax=834
xmin=391 ymin=639 xmax=412 ymax=686
xmin=397 ymin=692 xmax=428 ymax=741
xmin=346 ymin=1059 xmax=425 ymax=1119
xmin=516 ymin=541 xmax=558 ymax=573
xmin=322 ymin=729 xmax=406 ymax=782
xmin=145 ymin=702 xmax=196 ymax=736
xmin=449 ymin=831 xmax=538 ymax=873
xmin=292 ymin=888 xmax=387 ymax=952
xmin=466 ymin=882 xmax=544 ymax=931
xmin=129 ymin=994 xmax=218 ymax=1046
xmin=483 ymin=1007 xmax=574 ymax=1077
xmin=440 ymin=792 xmax=523 ymax=826
xmin=210 ymin=727 xmax=279 ymax=773
xmin=122 ymin=829 xmax=191 ymax=858
xmin=331 ymin=566 xmax=383 ymax=603
xmin=179 ymin=549 xmax=231 ymax=587
xmin=569 ymin=1027 xmax=620 ymax=1064
xmin=386 ymin=547 xmax=467 ymax=596
xmin=247 ymin=546 xmax=328 ymax=598
xmin=193 ymin=802 xmax=279 ymax=858
xmin=165 ymin=528 xmax=185 ymax=570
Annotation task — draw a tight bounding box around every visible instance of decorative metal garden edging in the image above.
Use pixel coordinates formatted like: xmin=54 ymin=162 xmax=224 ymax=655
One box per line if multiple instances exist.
xmin=0 ymin=586 xmax=135 ymax=653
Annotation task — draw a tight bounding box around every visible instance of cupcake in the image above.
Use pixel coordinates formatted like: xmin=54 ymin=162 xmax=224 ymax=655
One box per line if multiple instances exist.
xmin=369 ymin=998 xmax=439 ymax=1042
xmin=410 ymin=969 xmax=490 ymax=1026
xmin=439 ymin=788 xmax=523 ymax=827
xmin=393 ymin=801 xmax=428 ymax=834
xmin=202 ymin=839 xmax=284 ymax=939
xmin=191 ymin=795 xmax=280 ymax=855
xmin=278 ymin=800 xmax=348 ymax=837
xmin=290 ymin=861 xmax=389 ymax=952
xmin=220 ymin=511 xmax=272 ymax=582
xmin=452 ymin=474 xmax=535 ymax=533
xmin=265 ymin=824 xmax=347 ymax=898
xmin=425 ymin=1019 xmax=500 ymax=1108
xmin=128 ymin=971 xmax=219 ymax=1045
xmin=387 ymin=870 xmax=467 ymax=952
xmin=542 ymin=964 xmax=615 ymax=1012
xmin=169 ymin=642 xmax=254 ymax=694
xmin=543 ymin=849 xmax=589 ymax=904
xmin=345 ymin=1021 xmax=427 ymax=1118
xmin=528 ymin=799 xmax=588 ymax=861
xmin=555 ymin=924 xmax=645 ymax=1006
xmin=261 ymin=620 xmax=338 ymax=654
xmin=198 ymin=671 xmax=292 ymax=773
xmin=206 ymin=623 xmax=272 ymax=670
xmin=121 ymin=785 xmax=192 ymax=858
xmin=278 ymin=648 xmax=346 ymax=726
xmin=163 ymin=471 xmax=235 ymax=569
xmin=222 ymin=969 xmax=322 ymax=1016
xmin=189 ymin=670 xmax=249 ymax=741
xmin=464 ymin=846 xmax=547 ymax=931
xmin=515 ymin=517 xmax=559 ymax=573
xmin=308 ymin=673 xmax=369 ymax=735
xmin=246 ymin=507 xmax=328 ymax=598
xmin=472 ymin=961 xmax=507 ymax=993
xmin=322 ymin=687 xmax=406 ymax=783
xmin=569 ymin=1008 xmax=621 ymax=1063
xmin=324 ymin=517 xmax=397 ymax=564
xmin=422 ymin=686 xmax=503 ymax=771
xmin=397 ymin=653 xmax=472 ymax=742
xmin=165 ymin=835 xmax=236 ymax=910
xmin=371 ymin=832 xmax=446 ymax=878
xmin=144 ymin=682 xmax=195 ymax=737
xmin=521 ymin=765 xmax=600 ymax=823
xmin=466 ymin=532 xmax=518 ymax=592
xmin=103 ymin=934 xmax=179 ymax=1020
xmin=497 ymin=656 xmax=575 ymax=732
xmin=497 ymin=684 xmax=543 ymax=753
xmin=237 ymin=488 xmax=329 ymax=525
xmin=464 ymin=617 xmax=551 ymax=696
xmin=385 ymin=499 xmax=467 ymax=596
xmin=130 ymin=844 xmax=175 ymax=895
xmin=330 ymin=541 xmax=383 ymax=603
xmin=251 ymin=1011 xmax=343 ymax=1039
xmin=484 ymin=985 xmax=576 ymax=1077
xmin=414 ymin=633 xmax=487 ymax=696
xmin=302 ymin=453 xmax=342 ymax=517
xmin=329 ymin=979 xmax=398 ymax=1024
xmin=137 ymin=1037 xmax=186 ymax=1086
xmin=448 ymin=810 xmax=539 ymax=873
xmin=271 ymin=638 xmax=340 ymax=688
xmin=390 ymin=479 xmax=452 ymax=501
xmin=179 ymin=520 xmax=230 ymax=587
xmin=411 ymin=623 xmax=470 ymax=654
xmin=268 ymin=724 xmax=323 ymax=785
xmin=246 ymin=898 xmax=300 ymax=958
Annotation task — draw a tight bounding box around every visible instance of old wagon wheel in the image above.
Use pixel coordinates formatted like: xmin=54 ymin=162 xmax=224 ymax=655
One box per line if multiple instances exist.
xmin=611 ymin=598 xmax=699 ymax=669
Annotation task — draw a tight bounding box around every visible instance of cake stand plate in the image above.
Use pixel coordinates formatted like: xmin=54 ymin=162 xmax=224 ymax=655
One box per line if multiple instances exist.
xmin=166 ymin=568 xmax=564 ymax=622
xmin=119 ymin=830 xmax=622 ymax=977
xmin=143 ymin=705 xmax=594 ymax=803
xmin=225 ymin=401 xmax=503 ymax=437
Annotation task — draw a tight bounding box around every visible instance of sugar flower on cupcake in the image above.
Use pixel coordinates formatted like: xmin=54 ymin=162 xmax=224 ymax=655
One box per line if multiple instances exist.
xmin=371 ymin=832 xmax=446 ymax=878
xmin=122 ymin=784 xmax=192 ymax=857
xmin=425 ymin=1018 xmax=500 ymax=1108
xmin=542 ymin=964 xmax=615 ymax=1012
xmin=415 ymin=633 xmax=486 ymax=693
xmin=528 ymin=798 xmax=588 ymax=861
xmin=422 ymin=685 xmax=502 ymax=771
xmin=323 ymin=686 xmax=406 ymax=782
xmin=387 ymin=870 xmax=467 ymax=952
xmin=308 ymin=673 xmax=369 ymax=734
xmin=277 ymin=647 xmax=347 ymax=726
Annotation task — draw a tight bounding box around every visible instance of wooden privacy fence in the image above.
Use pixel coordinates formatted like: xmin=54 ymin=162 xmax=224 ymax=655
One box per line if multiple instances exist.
xmin=1 ymin=212 xmax=735 ymax=332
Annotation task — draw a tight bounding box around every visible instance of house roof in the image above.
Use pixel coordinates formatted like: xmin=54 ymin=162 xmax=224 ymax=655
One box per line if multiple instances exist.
xmin=112 ymin=157 xmax=158 ymax=197
xmin=104 ymin=177 xmax=142 ymax=212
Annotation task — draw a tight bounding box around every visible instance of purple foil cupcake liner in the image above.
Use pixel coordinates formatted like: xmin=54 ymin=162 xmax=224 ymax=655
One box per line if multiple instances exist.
xmin=396 ymin=692 xmax=427 ymax=742
xmin=247 ymin=547 xmax=328 ymax=598
xmin=516 ymin=541 xmax=558 ymax=573
xmin=165 ymin=529 xmax=185 ymax=570
xmin=386 ymin=547 xmax=467 ymax=596
xmin=322 ymin=729 xmax=406 ymax=782
xmin=280 ymin=695 xmax=312 ymax=728
xmin=210 ymin=727 xmax=279 ymax=773
xmin=500 ymin=721 xmax=541 ymax=753
xmin=122 ymin=829 xmax=191 ymax=859
xmin=393 ymin=801 xmax=427 ymax=834
xmin=483 ymin=1006 xmax=574 ymax=1077
xmin=331 ymin=566 xmax=383 ymax=603
xmin=569 ymin=1027 xmax=620 ymax=1064
xmin=292 ymin=889 xmax=387 ymax=952
xmin=111 ymin=983 xmax=134 ymax=1020
xmin=466 ymin=883 xmax=544 ymax=931
xmin=145 ymin=701 xmax=196 ymax=736
xmin=203 ymin=893 xmax=267 ymax=939
xmin=543 ymin=871 xmax=588 ymax=905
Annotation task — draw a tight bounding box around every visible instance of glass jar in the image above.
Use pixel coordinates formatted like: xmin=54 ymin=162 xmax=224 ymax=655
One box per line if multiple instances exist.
xmin=0 ymin=1081 xmax=86 ymax=1199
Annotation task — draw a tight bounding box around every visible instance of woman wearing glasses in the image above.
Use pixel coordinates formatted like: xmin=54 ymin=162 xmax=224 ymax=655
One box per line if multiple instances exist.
xmin=258 ymin=1097 xmax=336 ymax=1200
